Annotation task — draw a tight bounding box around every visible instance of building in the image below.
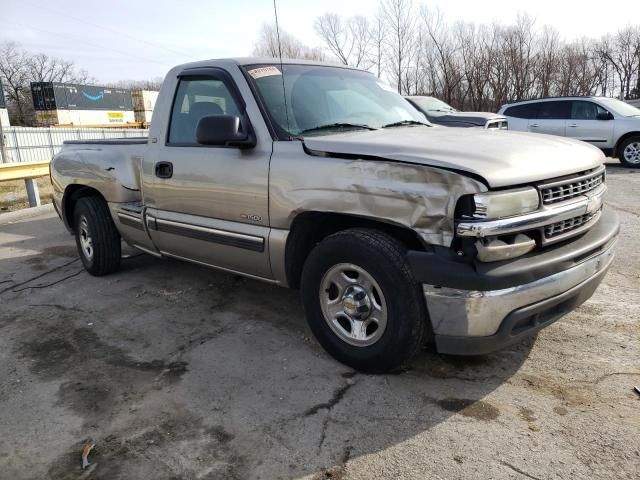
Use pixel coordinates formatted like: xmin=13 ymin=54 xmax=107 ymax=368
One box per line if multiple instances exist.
xmin=132 ymin=90 xmax=159 ymax=125
xmin=31 ymin=82 xmax=135 ymax=127
xmin=0 ymin=79 xmax=10 ymax=127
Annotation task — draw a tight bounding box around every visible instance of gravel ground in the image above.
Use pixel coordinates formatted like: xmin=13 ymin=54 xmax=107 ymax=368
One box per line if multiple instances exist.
xmin=0 ymin=160 xmax=638 ymax=480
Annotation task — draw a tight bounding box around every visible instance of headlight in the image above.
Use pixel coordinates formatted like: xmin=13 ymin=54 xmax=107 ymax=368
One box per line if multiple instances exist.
xmin=471 ymin=187 xmax=540 ymax=219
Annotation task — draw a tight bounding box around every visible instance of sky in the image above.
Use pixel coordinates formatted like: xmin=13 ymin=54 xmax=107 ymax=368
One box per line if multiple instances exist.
xmin=1 ymin=0 xmax=638 ymax=83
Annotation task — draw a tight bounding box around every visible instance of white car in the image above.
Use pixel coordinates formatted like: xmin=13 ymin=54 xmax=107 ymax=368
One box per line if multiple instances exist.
xmin=499 ymin=96 xmax=640 ymax=167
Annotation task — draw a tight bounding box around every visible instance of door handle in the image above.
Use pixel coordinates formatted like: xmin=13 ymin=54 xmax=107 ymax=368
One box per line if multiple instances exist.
xmin=567 ymin=124 xmax=578 ymax=128
xmin=530 ymin=123 xmax=539 ymax=128
xmin=155 ymin=161 xmax=173 ymax=179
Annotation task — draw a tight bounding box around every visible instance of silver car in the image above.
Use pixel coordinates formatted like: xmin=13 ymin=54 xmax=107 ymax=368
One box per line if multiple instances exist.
xmin=499 ymin=96 xmax=640 ymax=167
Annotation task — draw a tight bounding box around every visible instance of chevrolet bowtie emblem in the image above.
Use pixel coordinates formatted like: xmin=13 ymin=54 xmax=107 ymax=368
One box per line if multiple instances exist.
xmin=586 ymin=193 xmax=603 ymax=214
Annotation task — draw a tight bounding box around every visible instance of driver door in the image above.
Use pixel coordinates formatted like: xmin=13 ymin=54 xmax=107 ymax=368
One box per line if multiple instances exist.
xmin=142 ymin=69 xmax=273 ymax=279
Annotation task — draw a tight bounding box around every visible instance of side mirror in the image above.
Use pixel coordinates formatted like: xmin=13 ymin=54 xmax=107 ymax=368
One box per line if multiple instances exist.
xmin=596 ymin=111 xmax=613 ymax=121
xmin=195 ymin=115 xmax=255 ymax=148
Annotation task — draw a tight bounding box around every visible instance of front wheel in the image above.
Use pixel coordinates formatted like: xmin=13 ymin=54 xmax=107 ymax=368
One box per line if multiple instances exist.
xmin=73 ymin=196 xmax=121 ymax=276
xmin=301 ymin=229 xmax=427 ymax=373
xmin=618 ymin=136 xmax=640 ymax=167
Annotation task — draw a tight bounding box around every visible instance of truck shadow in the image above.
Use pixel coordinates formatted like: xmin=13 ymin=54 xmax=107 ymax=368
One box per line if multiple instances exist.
xmin=1 ymin=217 xmax=535 ymax=480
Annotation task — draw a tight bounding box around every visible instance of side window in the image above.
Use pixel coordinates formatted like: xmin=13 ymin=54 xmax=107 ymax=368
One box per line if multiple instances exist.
xmin=168 ymin=78 xmax=241 ymax=145
xmin=504 ymin=103 xmax=538 ymax=119
xmin=571 ymin=101 xmax=608 ymax=120
xmin=537 ymin=101 xmax=571 ymax=120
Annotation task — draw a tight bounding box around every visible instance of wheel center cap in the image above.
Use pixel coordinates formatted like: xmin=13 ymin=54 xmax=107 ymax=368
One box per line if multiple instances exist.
xmin=342 ymin=285 xmax=372 ymax=320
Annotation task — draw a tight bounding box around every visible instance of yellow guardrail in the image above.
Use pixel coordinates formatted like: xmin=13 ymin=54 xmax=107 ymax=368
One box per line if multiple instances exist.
xmin=0 ymin=161 xmax=50 ymax=182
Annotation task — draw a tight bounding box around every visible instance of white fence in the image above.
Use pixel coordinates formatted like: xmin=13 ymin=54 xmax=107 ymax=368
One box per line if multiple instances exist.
xmin=0 ymin=127 xmax=149 ymax=164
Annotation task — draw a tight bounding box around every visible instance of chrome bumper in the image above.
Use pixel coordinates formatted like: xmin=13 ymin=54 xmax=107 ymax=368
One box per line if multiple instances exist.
xmin=423 ymin=238 xmax=616 ymax=340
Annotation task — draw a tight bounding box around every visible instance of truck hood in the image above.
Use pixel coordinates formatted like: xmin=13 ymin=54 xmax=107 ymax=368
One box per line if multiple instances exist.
xmin=302 ymin=126 xmax=604 ymax=188
xmin=432 ymin=111 xmax=504 ymax=126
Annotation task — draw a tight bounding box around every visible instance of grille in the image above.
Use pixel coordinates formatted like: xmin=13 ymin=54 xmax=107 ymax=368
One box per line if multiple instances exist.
xmin=540 ymin=168 xmax=605 ymax=205
xmin=486 ymin=119 xmax=508 ymax=130
xmin=544 ymin=210 xmax=599 ymax=239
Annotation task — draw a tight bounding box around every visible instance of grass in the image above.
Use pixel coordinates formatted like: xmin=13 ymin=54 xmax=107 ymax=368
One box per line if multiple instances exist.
xmin=0 ymin=177 xmax=54 ymax=212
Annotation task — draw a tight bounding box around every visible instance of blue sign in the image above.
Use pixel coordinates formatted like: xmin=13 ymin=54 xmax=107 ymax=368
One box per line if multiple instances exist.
xmin=82 ymin=90 xmax=105 ymax=101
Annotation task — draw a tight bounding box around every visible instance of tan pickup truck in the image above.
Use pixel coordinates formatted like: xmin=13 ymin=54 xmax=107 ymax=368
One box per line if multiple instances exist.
xmin=50 ymin=58 xmax=619 ymax=372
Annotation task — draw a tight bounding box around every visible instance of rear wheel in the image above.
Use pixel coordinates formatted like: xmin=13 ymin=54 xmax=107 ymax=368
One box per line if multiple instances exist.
xmin=73 ymin=196 xmax=121 ymax=276
xmin=301 ymin=229 xmax=426 ymax=373
xmin=618 ymin=136 xmax=640 ymax=167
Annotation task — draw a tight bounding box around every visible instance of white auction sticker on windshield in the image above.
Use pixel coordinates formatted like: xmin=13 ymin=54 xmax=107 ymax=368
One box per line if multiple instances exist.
xmin=248 ymin=66 xmax=282 ymax=79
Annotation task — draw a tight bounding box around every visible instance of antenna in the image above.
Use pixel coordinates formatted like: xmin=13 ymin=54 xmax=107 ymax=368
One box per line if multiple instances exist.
xmin=272 ymin=0 xmax=291 ymax=136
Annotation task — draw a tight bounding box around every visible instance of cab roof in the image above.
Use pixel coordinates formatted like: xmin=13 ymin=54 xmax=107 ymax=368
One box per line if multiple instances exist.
xmin=172 ymin=57 xmax=357 ymax=71
xmin=503 ymin=96 xmax=608 ymax=106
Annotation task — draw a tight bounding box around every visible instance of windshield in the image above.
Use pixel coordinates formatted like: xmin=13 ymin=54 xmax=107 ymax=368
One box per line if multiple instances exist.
xmin=245 ymin=64 xmax=429 ymax=137
xmin=597 ymin=98 xmax=640 ymax=117
xmin=408 ymin=96 xmax=457 ymax=113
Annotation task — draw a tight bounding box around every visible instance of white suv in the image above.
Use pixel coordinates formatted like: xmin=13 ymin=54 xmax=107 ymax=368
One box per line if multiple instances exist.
xmin=499 ymin=96 xmax=640 ymax=167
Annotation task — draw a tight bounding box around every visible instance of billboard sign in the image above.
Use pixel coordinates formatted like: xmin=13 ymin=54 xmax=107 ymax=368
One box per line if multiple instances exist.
xmin=31 ymin=82 xmax=133 ymax=111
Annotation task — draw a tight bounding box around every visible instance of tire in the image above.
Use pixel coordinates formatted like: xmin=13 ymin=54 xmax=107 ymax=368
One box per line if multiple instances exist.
xmin=301 ymin=228 xmax=426 ymax=373
xmin=73 ymin=196 xmax=121 ymax=276
xmin=618 ymin=136 xmax=640 ymax=167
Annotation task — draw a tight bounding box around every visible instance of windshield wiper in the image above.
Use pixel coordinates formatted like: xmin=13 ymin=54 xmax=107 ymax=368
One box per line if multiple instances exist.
xmin=298 ymin=123 xmax=377 ymax=135
xmin=381 ymin=120 xmax=431 ymax=128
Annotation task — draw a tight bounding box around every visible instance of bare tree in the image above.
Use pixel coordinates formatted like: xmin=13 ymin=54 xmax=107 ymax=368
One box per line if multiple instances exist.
xmin=370 ymin=11 xmax=386 ymax=77
xmin=108 ymin=78 xmax=164 ymax=91
xmin=314 ymin=14 xmax=372 ymax=68
xmin=314 ymin=13 xmax=351 ymax=65
xmin=485 ymin=23 xmax=511 ymax=109
xmin=349 ymin=16 xmax=373 ymax=69
xmin=536 ymin=26 xmax=560 ymax=98
xmin=0 ymin=42 xmax=95 ymax=125
xmin=0 ymin=43 xmax=31 ymax=124
xmin=283 ymin=4 xmax=639 ymax=105
xmin=27 ymin=53 xmax=91 ymax=84
xmin=504 ymin=14 xmax=537 ymax=101
xmin=597 ymin=27 xmax=640 ymax=98
xmin=381 ymin=0 xmax=416 ymax=93
xmin=253 ymin=23 xmax=324 ymax=61
xmin=556 ymin=39 xmax=600 ymax=96
xmin=420 ymin=7 xmax=463 ymax=104
xmin=454 ymin=23 xmax=495 ymax=110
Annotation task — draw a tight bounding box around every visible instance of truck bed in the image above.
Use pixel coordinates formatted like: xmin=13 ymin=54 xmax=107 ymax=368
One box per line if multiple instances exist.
xmin=53 ymin=138 xmax=148 ymax=207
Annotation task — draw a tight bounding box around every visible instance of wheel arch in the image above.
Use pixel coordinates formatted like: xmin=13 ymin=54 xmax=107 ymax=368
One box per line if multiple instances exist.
xmin=614 ymin=131 xmax=640 ymax=157
xmin=284 ymin=211 xmax=428 ymax=289
xmin=61 ymin=184 xmax=107 ymax=233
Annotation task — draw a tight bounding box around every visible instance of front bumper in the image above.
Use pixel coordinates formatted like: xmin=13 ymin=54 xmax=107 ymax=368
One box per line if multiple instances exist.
xmin=408 ymin=209 xmax=619 ymax=355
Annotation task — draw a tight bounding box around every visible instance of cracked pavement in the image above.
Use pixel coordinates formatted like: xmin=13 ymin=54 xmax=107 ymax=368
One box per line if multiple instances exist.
xmin=0 ymin=161 xmax=638 ymax=479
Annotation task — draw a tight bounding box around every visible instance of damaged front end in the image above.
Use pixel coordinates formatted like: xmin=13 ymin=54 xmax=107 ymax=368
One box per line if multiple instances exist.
xmin=454 ymin=165 xmax=607 ymax=262
xmin=272 ymin=140 xmax=618 ymax=356
xmin=409 ymin=164 xmax=618 ymax=355
xmin=270 ymin=141 xmax=489 ymax=248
